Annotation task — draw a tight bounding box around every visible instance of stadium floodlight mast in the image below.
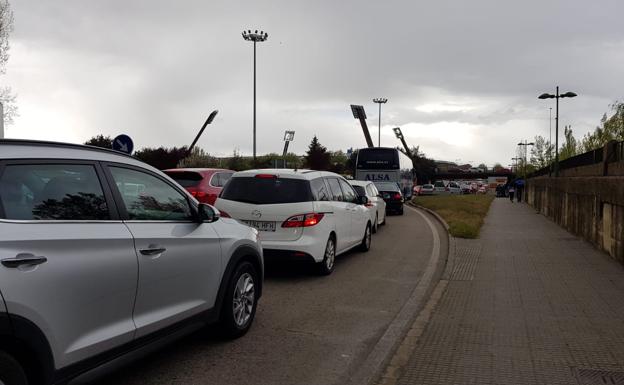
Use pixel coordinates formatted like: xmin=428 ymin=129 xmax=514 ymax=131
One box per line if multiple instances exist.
xmin=538 ymin=86 xmax=577 ymax=176
xmin=373 ymin=98 xmax=388 ymax=147
xmin=242 ymin=29 xmax=269 ymax=161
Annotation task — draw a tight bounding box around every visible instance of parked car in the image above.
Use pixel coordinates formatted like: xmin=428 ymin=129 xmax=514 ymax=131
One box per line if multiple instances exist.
xmin=0 ymin=139 xmax=264 ymax=385
xmin=433 ymin=180 xmax=447 ymax=194
xmin=478 ymin=185 xmax=488 ymax=194
xmin=460 ymin=183 xmax=472 ymax=194
xmin=447 ymin=181 xmax=462 ymax=194
xmin=419 ymin=184 xmax=435 ymax=195
xmin=349 ymin=180 xmax=386 ymax=233
xmin=412 ymin=185 xmax=422 ymax=196
xmin=215 ymin=169 xmax=372 ymax=275
xmin=374 ymin=181 xmax=404 ymax=215
xmin=163 ymin=168 xmax=234 ymax=205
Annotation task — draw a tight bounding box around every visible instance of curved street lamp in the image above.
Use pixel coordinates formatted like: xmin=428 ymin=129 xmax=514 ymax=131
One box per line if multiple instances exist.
xmin=242 ymin=29 xmax=269 ymax=161
xmin=538 ymin=86 xmax=577 ymax=176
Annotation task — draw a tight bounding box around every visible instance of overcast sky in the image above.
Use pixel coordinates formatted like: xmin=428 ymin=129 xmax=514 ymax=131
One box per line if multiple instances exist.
xmin=3 ymin=0 xmax=623 ymax=166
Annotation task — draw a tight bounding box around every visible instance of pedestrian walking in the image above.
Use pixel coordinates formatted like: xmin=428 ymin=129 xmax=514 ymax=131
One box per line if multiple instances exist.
xmin=516 ymin=184 xmax=523 ymax=203
xmin=508 ymin=184 xmax=515 ymax=202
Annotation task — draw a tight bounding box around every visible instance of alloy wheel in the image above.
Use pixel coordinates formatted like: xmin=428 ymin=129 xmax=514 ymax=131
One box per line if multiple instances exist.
xmin=232 ymin=272 xmax=255 ymax=327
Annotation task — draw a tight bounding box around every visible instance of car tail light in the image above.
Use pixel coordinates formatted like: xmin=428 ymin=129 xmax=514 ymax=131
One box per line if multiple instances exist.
xmin=255 ymin=174 xmax=277 ymax=179
xmin=365 ymin=202 xmax=374 ymax=208
xmin=219 ymin=210 xmax=231 ymax=218
xmin=282 ymin=213 xmax=324 ymax=228
xmin=393 ymin=193 xmax=402 ymax=200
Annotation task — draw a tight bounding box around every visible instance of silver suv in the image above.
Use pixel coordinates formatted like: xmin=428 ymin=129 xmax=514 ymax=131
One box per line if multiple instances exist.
xmin=0 ymin=140 xmax=263 ymax=385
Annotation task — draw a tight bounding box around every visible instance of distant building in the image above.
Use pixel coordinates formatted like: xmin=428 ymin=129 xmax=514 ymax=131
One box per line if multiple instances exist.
xmin=434 ymin=160 xmax=458 ymax=173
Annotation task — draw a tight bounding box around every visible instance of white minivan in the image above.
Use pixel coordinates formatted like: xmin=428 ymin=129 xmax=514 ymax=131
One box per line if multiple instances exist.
xmin=215 ymin=170 xmax=372 ymax=275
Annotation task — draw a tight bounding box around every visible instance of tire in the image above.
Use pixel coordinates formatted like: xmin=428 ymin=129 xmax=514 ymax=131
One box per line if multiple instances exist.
xmin=398 ymin=207 xmax=404 ymax=215
xmin=218 ymin=261 xmax=259 ymax=339
xmin=317 ymin=236 xmax=336 ymax=276
xmin=0 ymin=351 xmax=28 ymax=385
xmin=380 ymin=212 xmax=386 ymax=226
xmin=359 ymin=223 xmax=372 ymax=252
xmin=372 ymin=214 xmax=378 ymax=234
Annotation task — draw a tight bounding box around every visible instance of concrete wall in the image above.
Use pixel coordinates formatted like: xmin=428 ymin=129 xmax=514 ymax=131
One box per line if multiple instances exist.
xmin=527 ymin=175 xmax=624 ymax=265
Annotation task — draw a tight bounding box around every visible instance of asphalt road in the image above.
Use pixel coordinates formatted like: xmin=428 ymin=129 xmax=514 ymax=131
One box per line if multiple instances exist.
xmin=89 ymin=207 xmax=448 ymax=385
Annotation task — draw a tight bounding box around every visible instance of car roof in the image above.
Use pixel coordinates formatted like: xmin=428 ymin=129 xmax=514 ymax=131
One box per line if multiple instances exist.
xmin=231 ymin=169 xmax=343 ymax=180
xmin=163 ymin=168 xmax=234 ymax=174
xmin=0 ymin=139 xmax=161 ymax=173
xmin=348 ymin=180 xmax=372 ymax=187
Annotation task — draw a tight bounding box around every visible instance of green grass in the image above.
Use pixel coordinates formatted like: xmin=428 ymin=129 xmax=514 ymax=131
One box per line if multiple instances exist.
xmin=411 ymin=194 xmax=495 ymax=238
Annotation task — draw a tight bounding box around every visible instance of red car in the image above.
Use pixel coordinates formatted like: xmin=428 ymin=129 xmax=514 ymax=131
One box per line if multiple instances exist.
xmin=163 ymin=168 xmax=234 ymax=205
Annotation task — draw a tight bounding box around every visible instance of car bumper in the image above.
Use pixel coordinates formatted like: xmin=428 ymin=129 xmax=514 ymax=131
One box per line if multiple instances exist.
xmin=386 ymin=201 xmax=403 ymax=212
xmin=260 ymin=232 xmax=327 ymax=263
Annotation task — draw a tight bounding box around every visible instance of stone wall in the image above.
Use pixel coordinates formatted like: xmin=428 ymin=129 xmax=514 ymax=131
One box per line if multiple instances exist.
xmin=526 ymin=172 xmax=624 ymax=265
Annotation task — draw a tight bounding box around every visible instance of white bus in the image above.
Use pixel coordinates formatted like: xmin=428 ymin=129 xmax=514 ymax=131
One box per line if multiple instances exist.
xmin=355 ymin=147 xmax=414 ymax=198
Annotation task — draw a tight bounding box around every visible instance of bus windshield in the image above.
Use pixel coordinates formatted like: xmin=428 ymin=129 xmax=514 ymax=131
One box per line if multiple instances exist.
xmin=356 ymin=148 xmax=399 ymax=169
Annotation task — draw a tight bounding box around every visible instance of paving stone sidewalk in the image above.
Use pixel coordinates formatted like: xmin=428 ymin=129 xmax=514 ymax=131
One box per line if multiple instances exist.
xmin=395 ymin=198 xmax=624 ymax=385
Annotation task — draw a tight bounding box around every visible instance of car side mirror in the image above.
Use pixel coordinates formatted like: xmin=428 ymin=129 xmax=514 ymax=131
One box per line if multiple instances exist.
xmin=197 ymin=203 xmax=219 ymax=223
xmin=358 ymin=195 xmax=369 ymax=205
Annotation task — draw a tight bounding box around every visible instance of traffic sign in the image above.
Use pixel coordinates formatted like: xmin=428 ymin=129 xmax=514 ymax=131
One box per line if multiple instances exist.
xmin=112 ymin=134 xmax=134 ymax=154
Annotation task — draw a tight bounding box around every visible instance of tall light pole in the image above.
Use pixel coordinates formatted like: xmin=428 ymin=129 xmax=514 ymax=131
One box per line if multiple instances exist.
xmin=373 ymin=98 xmax=387 ymax=147
xmin=512 ymin=157 xmax=521 ymax=174
xmin=517 ymin=140 xmax=535 ymax=178
xmin=242 ymin=29 xmax=269 ymax=161
xmin=0 ymin=101 xmax=4 ymax=139
xmin=538 ymin=87 xmax=577 ymax=176
xmin=548 ymin=107 xmax=552 ymax=164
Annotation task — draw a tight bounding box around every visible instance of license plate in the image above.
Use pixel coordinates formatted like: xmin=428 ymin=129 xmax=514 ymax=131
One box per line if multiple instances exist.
xmin=244 ymin=220 xmax=276 ymax=232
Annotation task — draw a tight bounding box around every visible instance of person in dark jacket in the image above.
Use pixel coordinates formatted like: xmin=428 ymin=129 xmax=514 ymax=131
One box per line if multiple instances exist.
xmin=508 ymin=183 xmax=515 ymax=202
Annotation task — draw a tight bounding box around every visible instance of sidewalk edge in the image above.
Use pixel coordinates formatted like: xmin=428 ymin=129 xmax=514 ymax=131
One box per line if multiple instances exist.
xmin=345 ymin=205 xmax=449 ymax=385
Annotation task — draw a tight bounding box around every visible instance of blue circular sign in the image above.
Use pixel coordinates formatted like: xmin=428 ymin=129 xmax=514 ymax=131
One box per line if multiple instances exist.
xmin=112 ymin=134 xmax=134 ymax=154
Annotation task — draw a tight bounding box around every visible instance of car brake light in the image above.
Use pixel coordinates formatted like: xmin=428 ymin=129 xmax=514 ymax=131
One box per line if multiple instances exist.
xmin=393 ymin=193 xmax=402 ymax=200
xmin=282 ymin=213 xmax=324 ymax=228
xmin=255 ymin=174 xmax=277 ymax=179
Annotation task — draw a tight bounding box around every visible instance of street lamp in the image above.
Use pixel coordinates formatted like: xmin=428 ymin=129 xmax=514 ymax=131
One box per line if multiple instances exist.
xmin=511 ymin=157 xmax=521 ymax=174
xmin=517 ymin=141 xmax=535 ymax=178
xmin=538 ymin=87 xmax=577 ymax=176
xmin=373 ymin=98 xmax=388 ymax=147
xmin=242 ymin=29 xmax=269 ymax=161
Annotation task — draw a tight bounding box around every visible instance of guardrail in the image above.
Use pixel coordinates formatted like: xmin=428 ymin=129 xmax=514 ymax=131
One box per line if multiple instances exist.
xmin=528 ymin=140 xmax=623 ymax=178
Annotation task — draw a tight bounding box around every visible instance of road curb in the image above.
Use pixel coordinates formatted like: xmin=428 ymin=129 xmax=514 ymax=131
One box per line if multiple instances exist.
xmin=345 ymin=205 xmax=449 ymax=385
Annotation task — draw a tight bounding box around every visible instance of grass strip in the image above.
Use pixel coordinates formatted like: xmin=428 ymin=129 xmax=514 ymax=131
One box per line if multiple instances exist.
xmin=412 ymin=194 xmax=494 ymax=238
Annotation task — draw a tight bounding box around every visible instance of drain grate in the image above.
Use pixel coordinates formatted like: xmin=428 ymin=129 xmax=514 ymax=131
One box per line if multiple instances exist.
xmin=573 ymin=368 xmax=624 ymax=385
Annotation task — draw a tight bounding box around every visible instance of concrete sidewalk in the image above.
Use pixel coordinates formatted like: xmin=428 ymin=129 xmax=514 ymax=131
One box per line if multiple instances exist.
xmin=384 ymin=198 xmax=624 ymax=385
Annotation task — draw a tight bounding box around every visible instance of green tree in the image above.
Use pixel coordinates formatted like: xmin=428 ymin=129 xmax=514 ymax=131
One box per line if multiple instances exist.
xmin=559 ymin=125 xmax=579 ymax=161
xmin=227 ymin=148 xmax=251 ymax=171
xmin=529 ymin=135 xmax=553 ymax=169
xmin=177 ymin=147 xmax=219 ymax=168
xmin=493 ymin=163 xmax=503 ymax=171
xmin=328 ymin=150 xmax=348 ymax=174
xmin=304 ymin=136 xmax=331 ymax=170
xmin=85 ymin=135 xmax=113 ymax=149
xmin=134 ymin=146 xmax=188 ymax=170
xmin=581 ymin=102 xmax=624 ymax=152
xmin=409 ymin=146 xmax=436 ymax=185
xmin=0 ymin=0 xmax=17 ymax=126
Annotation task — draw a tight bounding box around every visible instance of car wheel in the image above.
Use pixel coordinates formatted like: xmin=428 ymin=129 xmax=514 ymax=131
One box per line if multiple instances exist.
xmin=359 ymin=223 xmax=372 ymax=252
xmin=317 ymin=236 xmax=336 ymax=276
xmin=0 ymin=351 xmax=27 ymax=385
xmin=398 ymin=207 xmax=404 ymax=215
xmin=372 ymin=214 xmax=378 ymax=234
xmin=219 ymin=261 xmax=259 ymax=338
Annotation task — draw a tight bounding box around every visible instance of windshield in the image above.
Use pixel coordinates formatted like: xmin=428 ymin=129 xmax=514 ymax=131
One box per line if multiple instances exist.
xmin=163 ymin=171 xmax=203 ymax=188
xmin=220 ymin=176 xmax=313 ymax=204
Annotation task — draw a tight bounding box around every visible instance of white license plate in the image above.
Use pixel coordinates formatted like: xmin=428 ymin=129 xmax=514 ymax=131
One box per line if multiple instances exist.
xmin=244 ymin=220 xmax=276 ymax=232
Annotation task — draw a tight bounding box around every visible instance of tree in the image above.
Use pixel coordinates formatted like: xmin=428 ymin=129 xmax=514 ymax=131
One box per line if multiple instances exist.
xmin=559 ymin=125 xmax=579 ymax=161
xmin=226 ymin=148 xmax=251 ymax=171
xmin=177 ymin=147 xmax=219 ymax=168
xmin=85 ymin=135 xmax=113 ymax=149
xmin=581 ymin=102 xmax=624 ymax=152
xmin=133 ymin=146 xmax=188 ymax=170
xmin=0 ymin=0 xmax=17 ymax=126
xmin=328 ymin=150 xmax=348 ymax=174
xmin=409 ymin=146 xmax=436 ymax=185
xmin=529 ymin=135 xmax=553 ymax=170
xmin=477 ymin=163 xmax=488 ymax=172
xmin=493 ymin=163 xmax=503 ymax=171
xmin=304 ymin=136 xmax=331 ymax=170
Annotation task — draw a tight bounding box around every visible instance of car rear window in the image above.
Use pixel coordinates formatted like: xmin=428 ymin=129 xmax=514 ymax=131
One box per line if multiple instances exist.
xmin=220 ymin=176 xmax=313 ymax=204
xmin=352 ymin=185 xmax=366 ymax=196
xmin=373 ymin=182 xmax=400 ymax=192
xmin=164 ymin=171 xmax=203 ymax=188
xmin=423 ymin=184 xmax=434 ymax=188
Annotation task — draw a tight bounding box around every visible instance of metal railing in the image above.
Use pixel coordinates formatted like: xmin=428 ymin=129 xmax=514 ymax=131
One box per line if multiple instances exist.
xmin=528 ymin=140 xmax=623 ymax=178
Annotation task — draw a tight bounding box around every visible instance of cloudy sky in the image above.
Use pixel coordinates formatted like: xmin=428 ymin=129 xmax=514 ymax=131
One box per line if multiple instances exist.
xmin=3 ymin=0 xmax=623 ymax=166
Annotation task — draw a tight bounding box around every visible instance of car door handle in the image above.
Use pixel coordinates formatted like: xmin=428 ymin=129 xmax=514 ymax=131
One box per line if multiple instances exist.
xmin=139 ymin=247 xmax=167 ymax=256
xmin=2 ymin=254 xmax=48 ymax=268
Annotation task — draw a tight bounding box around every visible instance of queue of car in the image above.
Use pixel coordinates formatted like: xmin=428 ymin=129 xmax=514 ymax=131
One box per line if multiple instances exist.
xmin=413 ymin=179 xmax=491 ymax=196
xmin=0 ymin=140 xmax=407 ymax=385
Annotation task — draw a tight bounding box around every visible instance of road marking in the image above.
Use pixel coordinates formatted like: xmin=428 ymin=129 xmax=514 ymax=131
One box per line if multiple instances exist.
xmin=346 ymin=205 xmax=444 ymax=385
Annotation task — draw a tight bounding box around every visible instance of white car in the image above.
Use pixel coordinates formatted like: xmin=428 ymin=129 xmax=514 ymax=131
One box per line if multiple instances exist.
xmin=447 ymin=181 xmax=462 ymax=194
xmin=215 ymin=170 xmax=372 ymax=275
xmin=349 ymin=180 xmax=386 ymax=233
